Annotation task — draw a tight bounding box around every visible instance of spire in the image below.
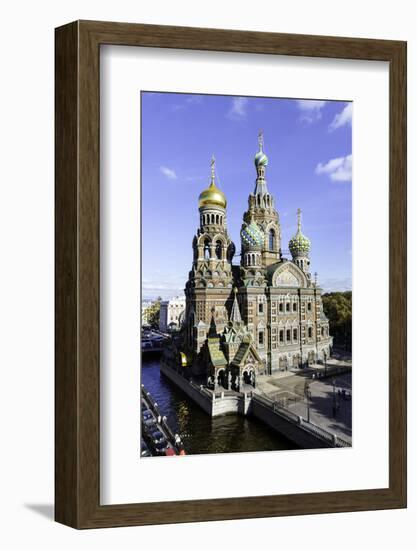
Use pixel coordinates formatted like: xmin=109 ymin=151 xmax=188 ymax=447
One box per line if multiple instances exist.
xmin=297 ymin=208 xmax=302 ymax=232
xmin=230 ymin=287 xmax=242 ymax=324
xmin=253 ymin=131 xmax=271 ymax=201
xmin=258 ymin=129 xmax=264 ymax=152
xmin=210 ymin=155 xmax=216 ymax=185
xmin=208 ymin=306 xmax=218 ymax=337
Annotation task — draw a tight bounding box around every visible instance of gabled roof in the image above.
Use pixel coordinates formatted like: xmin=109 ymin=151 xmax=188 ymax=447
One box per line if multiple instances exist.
xmin=267 ymin=259 xmax=308 ymax=289
xmin=231 ymin=342 xmax=250 ymax=366
xmin=231 ymin=341 xmax=263 ymax=367
xmin=207 ymin=337 xmax=227 ymax=367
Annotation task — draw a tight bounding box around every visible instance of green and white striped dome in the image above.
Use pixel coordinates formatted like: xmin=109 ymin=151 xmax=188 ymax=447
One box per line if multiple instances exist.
xmin=254 ymin=150 xmax=268 ymax=168
xmin=241 ymin=221 xmax=265 ymax=249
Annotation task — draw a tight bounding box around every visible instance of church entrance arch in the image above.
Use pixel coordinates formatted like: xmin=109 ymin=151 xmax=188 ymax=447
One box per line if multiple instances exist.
xmin=217 ymin=369 xmax=226 ymax=389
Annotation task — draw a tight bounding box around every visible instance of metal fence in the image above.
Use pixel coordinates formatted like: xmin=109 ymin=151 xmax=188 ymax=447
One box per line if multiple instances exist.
xmin=252 ymin=393 xmax=350 ymax=448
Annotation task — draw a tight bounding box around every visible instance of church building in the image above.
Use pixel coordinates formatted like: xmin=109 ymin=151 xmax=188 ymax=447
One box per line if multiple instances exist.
xmin=175 ymin=133 xmax=333 ymax=391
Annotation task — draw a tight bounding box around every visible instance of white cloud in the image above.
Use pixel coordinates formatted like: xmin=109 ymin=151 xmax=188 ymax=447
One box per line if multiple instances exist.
xmin=160 ymin=166 xmax=177 ymax=180
xmin=228 ymin=97 xmax=248 ymax=120
xmin=142 ymin=274 xmax=185 ymax=300
xmin=315 ymin=154 xmax=352 ymax=182
xmin=296 ymin=99 xmax=326 ymax=123
xmin=329 ymin=103 xmax=352 ymax=132
xmin=186 ymin=95 xmax=203 ymax=104
xmin=320 ymin=277 xmax=352 ymax=292
xmin=172 ymin=95 xmax=203 ymax=111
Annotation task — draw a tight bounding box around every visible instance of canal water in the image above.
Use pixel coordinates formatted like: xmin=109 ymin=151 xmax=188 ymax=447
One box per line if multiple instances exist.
xmin=141 ymin=357 xmax=297 ymax=455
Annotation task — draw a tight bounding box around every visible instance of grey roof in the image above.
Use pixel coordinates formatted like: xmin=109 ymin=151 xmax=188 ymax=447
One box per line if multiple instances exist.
xmin=230 ymin=293 xmax=242 ymax=323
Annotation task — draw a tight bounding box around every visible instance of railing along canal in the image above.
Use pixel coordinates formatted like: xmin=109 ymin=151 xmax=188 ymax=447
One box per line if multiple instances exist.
xmin=252 ymin=393 xmax=350 ymax=448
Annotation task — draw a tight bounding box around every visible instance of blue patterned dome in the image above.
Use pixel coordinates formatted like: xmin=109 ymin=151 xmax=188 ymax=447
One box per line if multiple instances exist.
xmin=254 ymin=150 xmax=268 ymax=168
xmin=241 ymin=221 xmax=265 ymax=248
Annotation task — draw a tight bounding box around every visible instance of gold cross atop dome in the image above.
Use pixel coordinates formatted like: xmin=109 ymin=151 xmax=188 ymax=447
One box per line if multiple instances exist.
xmin=211 ymin=155 xmax=216 ymax=184
xmin=198 ymin=154 xmax=227 ymax=209
xmin=258 ymin=129 xmax=264 ymax=151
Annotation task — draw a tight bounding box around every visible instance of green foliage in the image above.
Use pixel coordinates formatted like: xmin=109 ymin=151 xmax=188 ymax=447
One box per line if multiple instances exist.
xmin=322 ymin=291 xmax=352 ymax=351
xmin=146 ymin=297 xmax=162 ymax=328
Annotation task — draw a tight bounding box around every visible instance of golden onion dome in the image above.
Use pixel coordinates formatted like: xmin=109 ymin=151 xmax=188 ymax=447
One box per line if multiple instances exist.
xmin=198 ymin=181 xmax=227 ymax=209
xmin=198 ymin=155 xmax=227 ymax=209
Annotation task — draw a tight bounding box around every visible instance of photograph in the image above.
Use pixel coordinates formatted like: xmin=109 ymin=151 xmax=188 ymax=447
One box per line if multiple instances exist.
xmin=140 ymin=92 xmax=352 ymax=458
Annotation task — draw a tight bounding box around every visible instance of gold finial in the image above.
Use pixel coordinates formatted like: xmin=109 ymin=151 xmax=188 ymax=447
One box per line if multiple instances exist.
xmin=210 ymin=155 xmax=216 ymax=184
xmin=297 ymin=208 xmax=302 ymax=231
xmin=258 ymin=129 xmax=264 ymax=151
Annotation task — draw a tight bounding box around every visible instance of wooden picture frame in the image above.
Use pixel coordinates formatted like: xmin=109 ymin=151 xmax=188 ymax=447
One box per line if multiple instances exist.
xmin=55 ymin=20 xmax=407 ymax=528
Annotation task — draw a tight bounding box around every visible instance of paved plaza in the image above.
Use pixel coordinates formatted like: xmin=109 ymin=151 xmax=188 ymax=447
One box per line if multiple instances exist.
xmin=254 ymin=357 xmax=352 ymax=443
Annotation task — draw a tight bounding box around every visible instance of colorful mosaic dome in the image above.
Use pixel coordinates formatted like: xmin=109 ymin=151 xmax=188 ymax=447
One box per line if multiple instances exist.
xmin=241 ymin=221 xmax=265 ymax=248
xmin=289 ymin=209 xmax=311 ymax=257
xmin=289 ymin=231 xmax=311 ymax=256
xmin=254 ymin=150 xmax=268 ymax=168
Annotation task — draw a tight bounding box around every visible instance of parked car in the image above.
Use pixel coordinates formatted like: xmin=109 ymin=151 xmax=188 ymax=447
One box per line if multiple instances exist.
xmin=142 ymin=409 xmax=153 ymax=420
xmin=147 ymin=429 xmax=165 ymax=444
xmin=165 ymin=447 xmax=176 ymax=456
xmin=140 ymin=439 xmax=152 ymax=457
xmin=153 ymin=440 xmax=169 ymax=455
xmin=143 ymin=417 xmax=157 ymax=428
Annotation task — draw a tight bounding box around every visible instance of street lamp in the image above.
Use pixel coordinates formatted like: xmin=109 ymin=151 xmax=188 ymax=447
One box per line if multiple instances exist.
xmin=304 ymin=379 xmax=311 ymax=423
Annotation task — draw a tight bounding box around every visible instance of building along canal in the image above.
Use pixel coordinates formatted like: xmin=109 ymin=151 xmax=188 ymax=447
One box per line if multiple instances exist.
xmin=141 ymin=356 xmax=297 ymax=455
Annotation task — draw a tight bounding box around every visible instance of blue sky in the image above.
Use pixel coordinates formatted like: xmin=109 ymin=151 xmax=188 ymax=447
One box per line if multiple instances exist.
xmin=141 ymin=92 xmax=352 ymax=300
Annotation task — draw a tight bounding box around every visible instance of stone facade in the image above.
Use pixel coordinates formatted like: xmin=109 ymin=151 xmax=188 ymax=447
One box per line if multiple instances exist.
xmin=159 ymin=295 xmax=186 ymax=332
xmin=174 ymin=135 xmax=333 ymax=390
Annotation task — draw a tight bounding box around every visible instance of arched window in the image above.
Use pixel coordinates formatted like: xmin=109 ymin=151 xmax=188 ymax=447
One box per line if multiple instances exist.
xmin=215 ymin=240 xmax=222 ymax=260
xmin=216 ymin=214 xmax=219 ymax=224
xmin=269 ymin=229 xmax=275 ymax=251
xmin=204 ymin=239 xmax=210 ymax=260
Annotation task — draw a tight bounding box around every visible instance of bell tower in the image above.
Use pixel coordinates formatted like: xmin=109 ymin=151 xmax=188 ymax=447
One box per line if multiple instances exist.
xmin=184 ymin=157 xmax=235 ymax=357
xmin=243 ymin=131 xmax=281 ymax=267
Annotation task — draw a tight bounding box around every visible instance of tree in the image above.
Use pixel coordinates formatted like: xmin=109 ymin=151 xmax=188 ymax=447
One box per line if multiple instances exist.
xmin=322 ymin=291 xmax=352 ymax=351
xmin=146 ymin=296 xmax=162 ymax=328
